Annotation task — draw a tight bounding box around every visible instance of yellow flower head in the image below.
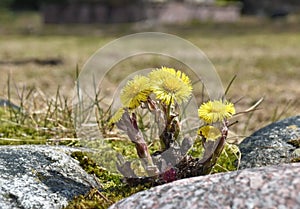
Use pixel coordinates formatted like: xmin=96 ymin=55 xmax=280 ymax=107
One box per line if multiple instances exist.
xmin=109 ymin=108 xmax=125 ymax=125
xmin=120 ymin=75 xmax=151 ymax=109
xmin=160 ymin=66 xmax=191 ymax=86
xmin=149 ymin=67 xmax=193 ymax=105
xmin=198 ymin=100 xmax=235 ymax=123
xmin=198 ymin=125 xmax=221 ymax=140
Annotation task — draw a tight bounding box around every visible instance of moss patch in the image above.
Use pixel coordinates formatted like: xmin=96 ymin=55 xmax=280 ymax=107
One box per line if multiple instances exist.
xmin=66 ymin=151 xmax=152 ymax=209
xmin=188 ymin=137 xmax=241 ymax=173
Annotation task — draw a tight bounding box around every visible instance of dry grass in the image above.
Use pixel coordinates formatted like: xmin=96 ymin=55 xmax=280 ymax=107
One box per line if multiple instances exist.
xmin=0 ymin=12 xmax=299 ymax=141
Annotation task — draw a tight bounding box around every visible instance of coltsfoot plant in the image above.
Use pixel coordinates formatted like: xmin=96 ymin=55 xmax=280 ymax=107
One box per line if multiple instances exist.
xmin=108 ymin=66 xmax=256 ymax=185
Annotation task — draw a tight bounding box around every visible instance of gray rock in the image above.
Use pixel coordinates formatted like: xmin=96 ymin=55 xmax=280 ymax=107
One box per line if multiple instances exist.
xmin=0 ymin=145 xmax=98 ymax=209
xmin=0 ymin=99 xmax=20 ymax=110
xmin=239 ymin=115 xmax=300 ymax=169
xmin=109 ymin=163 xmax=300 ymax=209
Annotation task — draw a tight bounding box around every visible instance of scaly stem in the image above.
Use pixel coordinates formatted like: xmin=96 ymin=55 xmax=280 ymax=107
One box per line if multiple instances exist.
xmin=200 ymin=120 xmax=228 ymax=174
xmin=116 ymin=110 xmax=159 ymax=177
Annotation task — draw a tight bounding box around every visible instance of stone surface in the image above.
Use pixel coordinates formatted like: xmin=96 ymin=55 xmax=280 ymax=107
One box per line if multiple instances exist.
xmin=0 ymin=99 xmax=20 ymax=110
xmin=109 ymin=163 xmax=300 ymax=209
xmin=0 ymin=145 xmax=98 ymax=209
xmin=239 ymin=115 xmax=300 ymax=169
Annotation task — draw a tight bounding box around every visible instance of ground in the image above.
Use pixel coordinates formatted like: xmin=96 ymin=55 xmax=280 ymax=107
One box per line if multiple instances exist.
xmin=1 ymin=12 xmax=299 ymax=137
xmin=0 ymin=11 xmax=299 ymax=209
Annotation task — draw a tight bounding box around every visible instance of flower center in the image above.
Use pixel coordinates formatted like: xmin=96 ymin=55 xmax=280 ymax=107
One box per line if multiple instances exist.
xmin=210 ymin=103 xmax=226 ymax=113
xmin=162 ymin=78 xmax=181 ymax=93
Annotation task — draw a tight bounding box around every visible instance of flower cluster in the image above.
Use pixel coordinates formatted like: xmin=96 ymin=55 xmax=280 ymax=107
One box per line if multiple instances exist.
xmin=110 ymin=66 xmax=193 ymax=124
xmin=110 ymin=66 xmax=240 ymax=182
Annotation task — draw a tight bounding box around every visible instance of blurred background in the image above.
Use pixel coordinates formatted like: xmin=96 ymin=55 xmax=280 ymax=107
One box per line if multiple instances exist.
xmin=1 ymin=0 xmax=300 ymax=23
xmin=0 ymin=0 xmax=299 ymax=138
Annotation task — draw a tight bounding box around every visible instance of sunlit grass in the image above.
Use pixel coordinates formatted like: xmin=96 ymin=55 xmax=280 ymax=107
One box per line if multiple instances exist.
xmin=0 ymin=11 xmax=299 ymax=209
xmin=0 ymin=19 xmax=299 ymax=135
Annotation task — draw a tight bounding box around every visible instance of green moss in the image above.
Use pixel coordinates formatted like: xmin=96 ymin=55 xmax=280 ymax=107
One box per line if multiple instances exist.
xmin=76 ymin=139 xmax=136 ymax=174
xmin=65 ymin=188 xmax=113 ymax=209
xmin=291 ymin=149 xmax=300 ymax=163
xmin=188 ymin=137 xmax=205 ymax=157
xmin=188 ymin=137 xmax=240 ymax=173
xmin=76 ymin=138 xmax=162 ymax=175
xmin=66 ymin=151 xmax=152 ymax=209
xmin=288 ymin=138 xmax=300 ymax=148
xmin=291 ymin=157 xmax=300 ymax=163
xmin=212 ymin=143 xmax=241 ymax=173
